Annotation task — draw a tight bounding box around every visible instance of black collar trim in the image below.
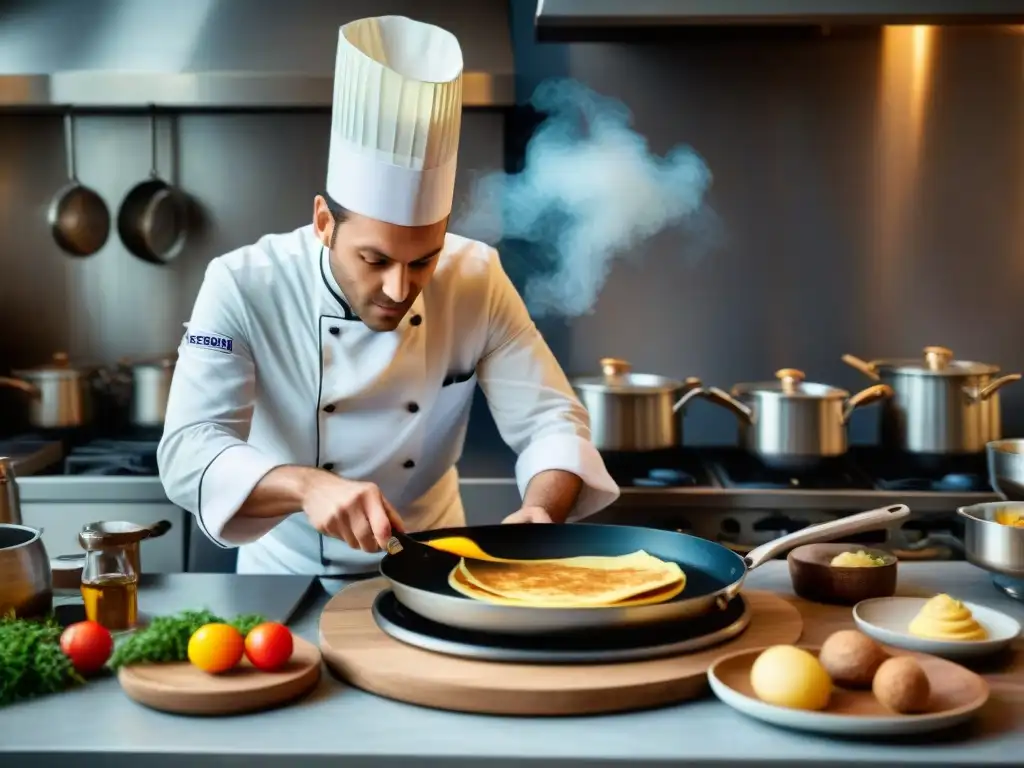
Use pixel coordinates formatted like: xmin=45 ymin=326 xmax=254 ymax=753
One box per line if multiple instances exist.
xmin=319 ymin=246 xmax=358 ymax=321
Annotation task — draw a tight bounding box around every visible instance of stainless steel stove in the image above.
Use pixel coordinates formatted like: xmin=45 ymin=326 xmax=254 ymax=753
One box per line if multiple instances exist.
xmin=588 ymin=446 xmax=1000 ymax=567
xmin=63 ymin=439 xmax=161 ymax=476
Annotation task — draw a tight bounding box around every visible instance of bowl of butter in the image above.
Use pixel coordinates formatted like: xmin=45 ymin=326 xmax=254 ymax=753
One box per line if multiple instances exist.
xmin=789 ymin=543 xmax=898 ymax=605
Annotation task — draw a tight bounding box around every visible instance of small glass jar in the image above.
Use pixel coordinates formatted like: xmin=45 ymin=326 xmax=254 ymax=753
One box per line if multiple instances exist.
xmin=79 ymin=530 xmax=138 ymax=631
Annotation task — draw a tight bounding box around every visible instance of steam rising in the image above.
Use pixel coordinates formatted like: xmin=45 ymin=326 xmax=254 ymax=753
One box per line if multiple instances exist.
xmin=455 ymin=79 xmax=717 ymax=317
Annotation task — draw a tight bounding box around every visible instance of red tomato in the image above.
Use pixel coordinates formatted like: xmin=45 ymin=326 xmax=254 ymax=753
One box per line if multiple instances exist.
xmin=60 ymin=621 xmax=113 ymax=675
xmin=244 ymin=622 xmax=294 ymax=671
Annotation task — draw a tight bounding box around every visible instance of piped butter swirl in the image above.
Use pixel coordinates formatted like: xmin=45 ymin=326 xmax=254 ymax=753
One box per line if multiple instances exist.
xmin=908 ymin=594 xmax=988 ymax=642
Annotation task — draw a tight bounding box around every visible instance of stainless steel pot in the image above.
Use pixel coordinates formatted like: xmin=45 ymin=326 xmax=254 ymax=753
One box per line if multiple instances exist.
xmin=699 ymin=368 xmax=893 ymax=470
xmin=988 ymin=438 xmax=1024 ymax=500
xmin=956 ymin=501 xmax=1024 ymax=579
xmin=843 ymin=346 xmax=1021 ymax=455
xmin=965 ymin=439 xmax=1024 ymax=579
xmin=571 ymin=358 xmax=703 ymax=451
xmin=0 ymin=352 xmax=96 ymax=428
xmin=128 ymin=355 xmax=176 ymax=427
xmin=0 ymin=523 xmax=52 ymax=619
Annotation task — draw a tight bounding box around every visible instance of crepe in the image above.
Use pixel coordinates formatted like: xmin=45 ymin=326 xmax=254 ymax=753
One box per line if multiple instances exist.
xmin=448 ymin=565 xmax=685 ymax=608
xmin=450 ymin=549 xmax=685 ymax=608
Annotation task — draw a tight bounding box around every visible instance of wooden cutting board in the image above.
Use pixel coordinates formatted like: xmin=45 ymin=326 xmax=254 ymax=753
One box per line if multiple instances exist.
xmin=118 ymin=636 xmax=322 ymax=716
xmin=319 ymin=578 xmax=803 ymax=716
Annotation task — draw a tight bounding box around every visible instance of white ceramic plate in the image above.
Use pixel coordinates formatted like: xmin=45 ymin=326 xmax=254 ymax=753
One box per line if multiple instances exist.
xmin=853 ymin=597 xmax=1021 ymax=660
xmin=707 ymin=646 xmax=989 ymax=737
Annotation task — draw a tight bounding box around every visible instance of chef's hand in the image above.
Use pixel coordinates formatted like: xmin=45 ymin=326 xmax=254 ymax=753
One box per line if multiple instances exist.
xmin=302 ymin=472 xmax=405 ymax=553
xmin=501 ymin=506 xmax=553 ymax=525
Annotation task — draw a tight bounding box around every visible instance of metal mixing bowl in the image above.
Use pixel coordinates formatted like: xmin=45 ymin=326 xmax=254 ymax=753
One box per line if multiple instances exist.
xmin=957 ymin=502 xmax=1024 ymax=579
xmin=955 ymin=439 xmax=1024 ymax=580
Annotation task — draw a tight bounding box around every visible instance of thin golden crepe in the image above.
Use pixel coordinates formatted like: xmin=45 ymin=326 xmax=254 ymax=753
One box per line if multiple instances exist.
xmin=449 ymin=565 xmax=685 ymax=608
xmin=449 ymin=550 xmax=686 ymax=608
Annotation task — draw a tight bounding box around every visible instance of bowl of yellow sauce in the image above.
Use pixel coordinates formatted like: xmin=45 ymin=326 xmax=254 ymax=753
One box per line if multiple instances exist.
xmin=853 ymin=594 xmax=1021 ymax=659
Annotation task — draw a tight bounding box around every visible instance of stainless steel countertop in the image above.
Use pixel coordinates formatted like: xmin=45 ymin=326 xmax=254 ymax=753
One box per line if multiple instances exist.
xmin=2 ymin=562 xmax=1021 ymax=767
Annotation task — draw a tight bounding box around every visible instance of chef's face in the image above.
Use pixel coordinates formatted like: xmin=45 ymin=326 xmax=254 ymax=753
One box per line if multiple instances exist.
xmin=313 ymin=196 xmax=446 ymax=332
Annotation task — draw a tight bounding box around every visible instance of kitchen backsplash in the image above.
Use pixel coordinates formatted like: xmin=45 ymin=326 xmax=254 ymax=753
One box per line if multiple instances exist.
xmin=2 ymin=15 xmax=1024 ymax=473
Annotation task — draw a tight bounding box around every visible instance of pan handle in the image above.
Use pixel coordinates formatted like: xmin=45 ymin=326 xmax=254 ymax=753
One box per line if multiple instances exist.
xmin=743 ymin=504 xmax=910 ymax=570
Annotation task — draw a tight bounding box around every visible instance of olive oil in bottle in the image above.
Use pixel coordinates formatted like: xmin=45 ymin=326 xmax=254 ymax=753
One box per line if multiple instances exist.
xmin=79 ymin=530 xmax=139 ymax=631
xmin=81 ymin=574 xmax=138 ymax=631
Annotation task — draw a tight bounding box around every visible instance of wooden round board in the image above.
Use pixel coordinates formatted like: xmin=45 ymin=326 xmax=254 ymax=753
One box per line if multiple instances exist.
xmin=319 ymin=578 xmax=803 ymax=716
xmin=118 ymin=636 xmax=322 ymax=716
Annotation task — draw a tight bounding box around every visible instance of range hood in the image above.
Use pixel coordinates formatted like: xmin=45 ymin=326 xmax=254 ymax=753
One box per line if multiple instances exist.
xmin=0 ymin=0 xmax=514 ymax=109
xmin=536 ymin=0 xmax=1024 ymax=42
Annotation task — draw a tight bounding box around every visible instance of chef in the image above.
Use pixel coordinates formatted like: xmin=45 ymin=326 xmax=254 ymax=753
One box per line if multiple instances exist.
xmin=157 ymin=15 xmax=620 ymax=577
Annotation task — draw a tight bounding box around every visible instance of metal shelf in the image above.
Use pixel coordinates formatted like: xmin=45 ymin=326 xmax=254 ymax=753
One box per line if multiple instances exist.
xmin=0 ymin=71 xmax=514 ymax=111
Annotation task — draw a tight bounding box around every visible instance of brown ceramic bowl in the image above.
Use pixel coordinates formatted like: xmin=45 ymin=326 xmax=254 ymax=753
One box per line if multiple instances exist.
xmin=788 ymin=543 xmax=898 ymax=605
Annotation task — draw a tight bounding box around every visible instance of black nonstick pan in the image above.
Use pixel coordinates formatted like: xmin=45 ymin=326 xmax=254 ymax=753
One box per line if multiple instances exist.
xmin=379 ymin=504 xmax=909 ymax=635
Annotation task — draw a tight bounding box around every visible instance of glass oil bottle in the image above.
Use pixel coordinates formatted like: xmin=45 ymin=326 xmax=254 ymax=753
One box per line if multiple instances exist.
xmin=79 ymin=529 xmax=139 ymax=631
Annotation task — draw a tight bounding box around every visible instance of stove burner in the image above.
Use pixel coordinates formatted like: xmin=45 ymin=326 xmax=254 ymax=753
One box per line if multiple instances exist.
xmin=710 ymin=450 xmax=873 ymax=490
xmin=372 ymin=590 xmax=751 ymax=664
xmin=633 ymin=468 xmax=697 ymax=488
xmin=993 ymin=574 xmax=1024 ymax=602
xmin=876 ymin=473 xmax=987 ymax=493
xmin=850 ymin=448 xmax=993 ymax=493
xmin=600 ymin=449 xmax=712 ymax=488
xmin=64 ymin=439 xmax=160 ymax=477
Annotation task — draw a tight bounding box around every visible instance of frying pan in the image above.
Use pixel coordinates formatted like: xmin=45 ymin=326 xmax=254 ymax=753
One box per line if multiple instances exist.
xmin=117 ymin=108 xmax=187 ymax=264
xmin=380 ymin=504 xmax=910 ymax=635
xmin=48 ymin=110 xmax=111 ymax=257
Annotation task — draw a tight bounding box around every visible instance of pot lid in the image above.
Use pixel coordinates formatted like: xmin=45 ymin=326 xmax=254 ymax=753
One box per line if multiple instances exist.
xmin=572 ymin=358 xmax=699 ymax=395
xmin=732 ymin=368 xmax=847 ymax=399
xmin=12 ymin=351 xmax=88 ymax=377
xmin=872 ymin=346 xmax=1000 ymax=376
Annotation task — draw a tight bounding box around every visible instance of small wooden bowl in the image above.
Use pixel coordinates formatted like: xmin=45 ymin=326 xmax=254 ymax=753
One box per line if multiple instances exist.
xmin=788 ymin=543 xmax=898 ymax=605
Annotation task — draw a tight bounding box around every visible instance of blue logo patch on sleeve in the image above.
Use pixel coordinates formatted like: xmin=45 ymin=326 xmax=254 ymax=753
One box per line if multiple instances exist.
xmin=186 ymin=330 xmax=234 ymax=354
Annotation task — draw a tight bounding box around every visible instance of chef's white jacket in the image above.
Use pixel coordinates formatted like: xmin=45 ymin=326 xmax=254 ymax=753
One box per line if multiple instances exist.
xmin=157 ymin=225 xmax=620 ymax=575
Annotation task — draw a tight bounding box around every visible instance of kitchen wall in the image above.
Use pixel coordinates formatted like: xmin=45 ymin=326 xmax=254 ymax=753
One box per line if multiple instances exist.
xmin=505 ymin=8 xmax=1024 ymax=454
xmin=2 ymin=5 xmax=1024 ymax=475
xmin=0 ymin=110 xmax=507 ymax=442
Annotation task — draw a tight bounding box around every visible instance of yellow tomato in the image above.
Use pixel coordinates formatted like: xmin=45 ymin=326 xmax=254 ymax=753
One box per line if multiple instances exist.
xmin=188 ymin=623 xmax=245 ymax=674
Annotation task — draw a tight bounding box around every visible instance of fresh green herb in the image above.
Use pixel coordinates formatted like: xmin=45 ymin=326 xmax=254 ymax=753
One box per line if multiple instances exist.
xmin=231 ymin=613 xmax=267 ymax=637
xmin=108 ymin=610 xmax=267 ymax=670
xmin=0 ymin=613 xmax=84 ymax=707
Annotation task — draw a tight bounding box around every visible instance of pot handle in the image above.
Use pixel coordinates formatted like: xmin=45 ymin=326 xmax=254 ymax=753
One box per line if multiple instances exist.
xmin=743 ymin=503 xmax=910 ymax=570
xmin=671 ymin=377 xmax=704 ymax=413
xmin=697 ymin=386 xmax=755 ymax=425
xmin=842 ymin=383 xmax=893 ymax=424
xmin=964 ymin=373 xmax=1022 ymax=403
xmin=841 ymin=354 xmax=880 ymax=381
xmin=0 ymin=377 xmax=40 ymax=398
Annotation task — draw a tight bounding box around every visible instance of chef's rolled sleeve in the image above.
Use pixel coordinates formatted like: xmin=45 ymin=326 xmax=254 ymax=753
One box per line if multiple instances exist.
xmin=157 ymin=259 xmax=288 ymax=548
xmin=476 ymin=250 xmax=620 ymax=521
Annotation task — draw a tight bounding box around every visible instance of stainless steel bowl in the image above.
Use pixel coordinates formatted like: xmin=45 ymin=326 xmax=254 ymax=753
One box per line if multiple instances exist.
xmin=988 ymin=438 xmax=1024 ymax=500
xmin=956 ymin=501 xmax=1024 ymax=579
